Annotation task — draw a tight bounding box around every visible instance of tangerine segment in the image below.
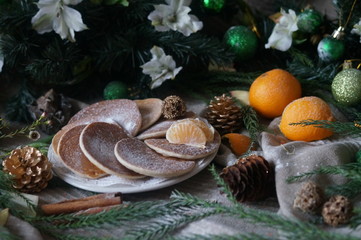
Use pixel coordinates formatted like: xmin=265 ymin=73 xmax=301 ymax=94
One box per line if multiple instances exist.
xmin=188 ymin=118 xmax=215 ymax=142
xmin=279 ymin=96 xmax=335 ymax=142
xmin=222 ymin=133 xmax=252 ymax=156
xmin=166 ymin=120 xmax=207 ymax=148
xmin=249 ymin=69 xmax=302 ymax=119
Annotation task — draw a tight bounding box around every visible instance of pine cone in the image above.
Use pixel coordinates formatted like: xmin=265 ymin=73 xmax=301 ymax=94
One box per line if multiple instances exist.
xmin=220 ymin=155 xmax=275 ymax=202
xmin=293 ymin=181 xmax=324 ymax=213
xmin=162 ymin=95 xmax=186 ymax=119
xmin=2 ymin=146 xmax=53 ymax=193
xmin=28 ymin=89 xmax=72 ymax=134
xmin=205 ymin=94 xmax=243 ymax=135
xmin=322 ymin=195 xmax=353 ymax=227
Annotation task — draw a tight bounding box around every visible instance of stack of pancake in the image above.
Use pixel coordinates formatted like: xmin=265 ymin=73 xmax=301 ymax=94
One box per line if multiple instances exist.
xmin=51 ymin=99 xmax=220 ymax=180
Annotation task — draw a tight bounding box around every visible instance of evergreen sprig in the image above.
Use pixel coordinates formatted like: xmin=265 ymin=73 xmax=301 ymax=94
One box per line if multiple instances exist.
xmin=169 ymin=233 xmax=273 ymax=240
xmin=350 ymin=208 xmax=361 ymax=229
xmin=289 ymin=119 xmax=361 ymax=137
xmin=287 ymin=162 xmax=361 ymax=198
xmin=0 ymin=172 xmax=37 ymax=219
xmin=0 ymin=226 xmax=20 ymax=240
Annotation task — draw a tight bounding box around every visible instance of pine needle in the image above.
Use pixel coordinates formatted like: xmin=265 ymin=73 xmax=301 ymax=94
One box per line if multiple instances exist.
xmin=289 ymin=119 xmax=361 ymax=137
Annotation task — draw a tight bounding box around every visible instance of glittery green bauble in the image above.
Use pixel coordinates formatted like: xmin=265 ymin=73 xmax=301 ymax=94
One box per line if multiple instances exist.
xmin=331 ymin=68 xmax=361 ymax=106
xmin=103 ymin=81 xmax=128 ymax=100
xmin=202 ymin=0 xmax=225 ymax=12
xmin=317 ymin=36 xmax=345 ymax=62
xmin=224 ymin=26 xmax=258 ymax=61
xmin=297 ymin=9 xmax=323 ymax=33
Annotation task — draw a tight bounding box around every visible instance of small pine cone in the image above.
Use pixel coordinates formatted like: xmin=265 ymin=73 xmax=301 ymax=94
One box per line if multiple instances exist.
xmin=220 ymin=155 xmax=274 ymax=202
xmin=2 ymin=146 xmax=53 ymax=193
xmin=205 ymin=94 xmax=243 ymax=135
xmin=322 ymin=195 xmax=353 ymax=227
xmin=293 ymin=181 xmax=324 ymax=213
xmin=162 ymin=95 xmax=187 ymax=119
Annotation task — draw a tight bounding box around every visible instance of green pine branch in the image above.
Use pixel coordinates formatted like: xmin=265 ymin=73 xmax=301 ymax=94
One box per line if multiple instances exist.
xmin=0 ymin=226 xmax=20 ymax=240
xmin=350 ymin=208 xmax=361 ymax=229
xmin=287 ymin=162 xmax=361 ymax=183
xmin=289 ymin=119 xmax=361 ymax=137
xmin=287 ymin=163 xmax=361 ymax=198
xmin=169 ymin=233 xmax=273 ymax=240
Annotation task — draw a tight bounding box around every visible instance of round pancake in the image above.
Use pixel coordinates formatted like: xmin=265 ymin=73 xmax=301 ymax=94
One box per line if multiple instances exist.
xmin=137 ymin=119 xmax=174 ymax=140
xmin=114 ymin=138 xmax=195 ymax=178
xmin=136 ymin=111 xmax=197 ymax=140
xmin=52 ymin=127 xmax=68 ymax=155
xmin=58 ymin=125 xmax=107 ymax=179
xmin=79 ymin=122 xmax=144 ymax=179
xmin=135 ymin=98 xmax=163 ymax=132
xmin=67 ymin=99 xmax=142 ymax=136
xmin=144 ymin=131 xmax=221 ymax=160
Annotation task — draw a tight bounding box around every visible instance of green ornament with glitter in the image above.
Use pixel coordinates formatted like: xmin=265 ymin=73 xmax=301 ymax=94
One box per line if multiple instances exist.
xmin=103 ymin=81 xmax=128 ymax=100
xmin=297 ymin=9 xmax=323 ymax=33
xmin=224 ymin=26 xmax=258 ymax=61
xmin=332 ymin=66 xmax=361 ymax=106
xmin=202 ymin=0 xmax=225 ymax=12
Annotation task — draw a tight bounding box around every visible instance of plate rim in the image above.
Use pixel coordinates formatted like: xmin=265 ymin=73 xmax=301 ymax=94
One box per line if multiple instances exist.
xmin=49 ymin=144 xmax=218 ymax=194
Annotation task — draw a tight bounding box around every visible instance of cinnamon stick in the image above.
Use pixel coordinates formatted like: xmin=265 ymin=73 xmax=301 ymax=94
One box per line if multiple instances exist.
xmin=41 ymin=193 xmax=122 ymax=215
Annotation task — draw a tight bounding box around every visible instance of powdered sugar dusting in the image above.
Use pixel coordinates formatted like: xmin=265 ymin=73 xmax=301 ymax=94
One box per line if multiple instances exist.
xmin=115 ymin=138 xmax=195 ymax=177
xmin=145 ymin=132 xmax=221 ymax=160
xmin=67 ymin=99 xmax=142 ymax=136
xmin=81 ymin=122 xmax=143 ymax=177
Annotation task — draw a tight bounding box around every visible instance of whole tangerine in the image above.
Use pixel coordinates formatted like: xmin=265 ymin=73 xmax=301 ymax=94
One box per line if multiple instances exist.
xmin=249 ymin=69 xmax=302 ymax=118
xmin=279 ymin=96 xmax=335 ymax=142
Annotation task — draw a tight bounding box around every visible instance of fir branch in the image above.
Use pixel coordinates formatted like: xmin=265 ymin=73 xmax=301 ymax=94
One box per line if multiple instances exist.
xmin=169 ymin=190 xmax=359 ymax=240
xmin=169 ymin=233 xmax=273 ymax=240
xmin=288 ymin=47 xmax=314 ymax=68
xmin=123 ymin=207 xmax=223 ymax=240
xmin=38 ymin=230 xmax=115 ymax=240
xmin=5 ymin=83 xmax=35 ymax=122
xmin=0 ymin=226 xmax=20 ymax=240
xmin=350 ymin=208 xmax=361 ymax=229
xmin=25 ymin=39 xmax=82 ymax=85
xmin=208 ymin=165 xmax=238 ymax=205
xmin=30 ymin=200 xmax=198 ymax=230
xmin=241 ymin=105 xmax=263 ymax=152
xmin=289 ymin=119 xmax=361 ymax=137
xmin=156 ymin=31 xmax=234 ymax=67
xmin=325 ymin=180 xmax=361 ymax=198
xmin=287 ymin=162 xmax=361 ymax=183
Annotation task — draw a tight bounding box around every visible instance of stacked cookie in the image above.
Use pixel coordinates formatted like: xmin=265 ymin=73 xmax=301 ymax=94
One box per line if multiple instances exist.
xmin=51 ymin=99 xmax=220 ymax=179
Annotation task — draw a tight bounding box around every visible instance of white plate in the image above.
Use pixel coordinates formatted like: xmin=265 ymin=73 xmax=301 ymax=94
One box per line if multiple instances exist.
xmin=48 ymin=145 xmax=217 ymax=194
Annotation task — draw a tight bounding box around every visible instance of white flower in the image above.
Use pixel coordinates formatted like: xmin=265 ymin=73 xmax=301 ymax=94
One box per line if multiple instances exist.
xmin=31 ymin=0 xmax=88 ymax=42
xmin=265 ymin=9 xmax=298 ymax=51
xmin=351 ymin=18 xmax=361 ymax=43
xmin=148 ymin=0 xmax=203 ymax=36
xmin=141 ymin=46 xmax=182 ymax=89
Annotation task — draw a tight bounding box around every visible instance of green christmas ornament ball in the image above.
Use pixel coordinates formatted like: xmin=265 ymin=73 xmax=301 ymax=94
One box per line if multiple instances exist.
xmin=331 ymin=68 xmax=361 ymax=106
xmin=202 ymin=0 xmax=225 ymax=12
xmin=297 ymin=9 xmax=323 ymax=33
xmin=103 ymin=81 xmax=128 ymax=100
xmin=224 ymin=26 xmax=258 ymax=61
xmin=317 ymin=36 xmax=345 ymax=62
